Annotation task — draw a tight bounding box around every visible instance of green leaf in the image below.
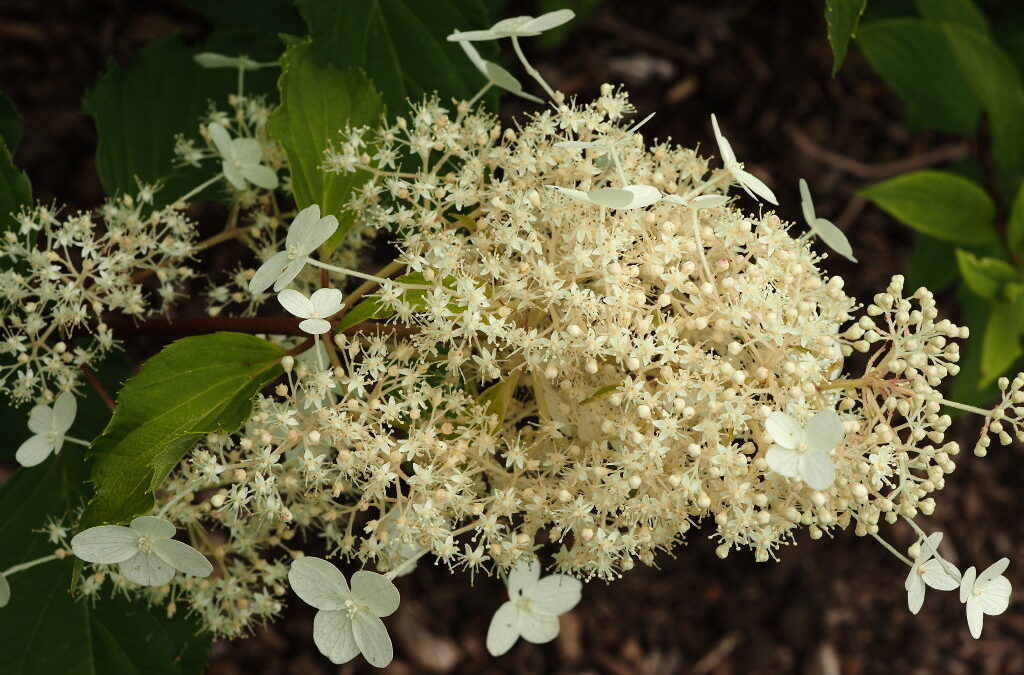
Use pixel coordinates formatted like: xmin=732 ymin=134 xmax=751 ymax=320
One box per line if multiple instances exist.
xmin=981 ymin=297 xmax=1024 ymax=384
xmin=955 ymin=250 xmax=1020 ymax=301
xmin=905 ymin=234 xmax=958 ymax=293
xmin=0 ymin=453 xmax=208 ymax=675
xmin=0 ymin=134 xmax=30 ymax=233
xmin=334 ymin=273 xmax=430 ymax=333
xmin=856 ymin=18 xmax=980 ymax=134
xmin=267 ymin=41 xmax=383 ymax=252
xmin=0 ymin=90 xmax=21 ymax=152
xmin=295 ymin=0 xmax=498 ymax=114
xmin=83 ymin=36 xmax=235 ymax=202
xmin=914 ymin=0 xmax=989 ymax=34
xmin=940 ymin=22 xmax=1024 ymax=179
xmin=825 ymin=0 xmax=868 ymax=75
xmin=860 ymin=170 xmax=996 ymax=244
xmin=1009 ymin=179 xmax=1024 ymax=257
xmin=81 ymin=332 xmax=284 ymax=527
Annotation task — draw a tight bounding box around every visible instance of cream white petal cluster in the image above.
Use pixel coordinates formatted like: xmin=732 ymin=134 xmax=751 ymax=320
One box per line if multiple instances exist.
xmin=905 ymin=532 xmax=959 ymax=614
xmin=547 ymin=184 xmax=662 ymax=210
xmin=960 ymin=558 xmax=1012 ymax=638
xmin=207 ymin=122 xmax=279 ymax=191
xmin=711 ymin=114 xmax=777 ymax=204
xmin=16 ymin=392 xmax=76 ymax=467
xmin=446 ymin=10 xmax=575 ymax=42
xmin=278 ymin=288 xmax=344 ymax=335
xmin=799 ymin=178 xmax=857 ymax=262
xmin=288 ymin=556 xmax=399 ymax=668
xmin=486 ymin=558 xmax=582 ymax=656
xmin=764 ymin=410 xmax=844 ymax=490
xmin=249 ymin=205 xmax=339 ymax=293
xmin=555 ymin=112 xmax=655 ymax=152
xmin=70 ymin=516 xmax=213 ymax=587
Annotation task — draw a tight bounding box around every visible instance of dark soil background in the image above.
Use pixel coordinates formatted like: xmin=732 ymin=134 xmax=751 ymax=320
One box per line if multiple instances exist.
xmin=1 ymin=1 xmax=1021 ymax=673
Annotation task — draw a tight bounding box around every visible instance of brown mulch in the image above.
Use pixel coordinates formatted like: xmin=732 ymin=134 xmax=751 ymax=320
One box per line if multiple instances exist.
xmin=1 ymin=1 xmax=1021 ymax=673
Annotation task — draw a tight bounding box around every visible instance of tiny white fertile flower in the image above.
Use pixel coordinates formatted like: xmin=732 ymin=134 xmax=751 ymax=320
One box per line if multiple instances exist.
xmin=446 ymin=10 xmax=575 ymax=42
xmin=959 ymin=558 xmax=1012 ymax=638
xmin=555 ymin=112 xmax=655 ymax=152
xmin=194 ymin=52 xmax=277 ymax=70
xmin=16 ymin=392 xmax=76 ymax=467
xmin=764 ymin=410 xmax=844 ymax=490
xmin=0 ymin=574 xmax=9 ymax=608
xmin=799 ymin=179 xmax=857 ymax=262
xmin=278 ymin=288 xmax=345 ymax=335
xmin=289 ymin=556 xmax=399 ymax=668
xmin=486 ymin=557 xmax=582 ymax=656
xmin=710 ymin=114 xmax=777 ymax=205
xmin=662 ymin=193 xmax=729 ymax=209
xmin=70 ymin=516 xmax=213 ymax=587
xmin=207 ymin=122 xmax=279 ymax=191
xmin=456 ymin=37 xmax=542 ymax=103
xmin=249 ymin=205 xmax=340 ymax=293
xmin=547 ymin=184 xmax=661 ymax=210
xmin=905 ymin=532 xmax=960 ymax=614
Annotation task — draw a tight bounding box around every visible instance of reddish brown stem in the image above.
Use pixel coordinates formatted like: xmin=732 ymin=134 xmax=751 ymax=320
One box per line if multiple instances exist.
xmin=80 ymin=364 xmax=115 ymax=411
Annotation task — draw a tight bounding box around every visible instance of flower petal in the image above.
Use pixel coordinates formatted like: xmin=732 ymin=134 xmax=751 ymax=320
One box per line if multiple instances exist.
xmin=309 ymin=288 xmax=345 ymax=317
xmin=920 ymin=558 xmax=960 ymax=591
xmin=221 ymin=160 xmax=247 ymax=190
xmin=689 ymin=194 xmax=729 ymax=209
xmin=287 ymin=205 xmax=322 ymax=248
xmin=960 ymin=566 xmax=977 ymax=603
xmin=51 ymin=392 xmax=77 ymax=432
xmin=71 ymin=525 xmax=140 ymax=564
xmin=273 ymin=258 xmax=308 ymax=292
xmin=799 ymin=450 xmax=836 ymax=490
xmin=977 ymin=576 xmax=1011 ymax=615
xmin=278 ymin=289 xmax=313 ymax=319
xmin=765 ymin=444 xmax=801 ymax=478
xmin=486 ymin=601 xmax=520 ymax=656
xmin=313 ymin=609 xmax=359 ymax=665
xmin=517 ymin=607 xmax=560 ymax=644
xmin=351 ymin=570 xmax=400 ymax=617
xmin=978 ymin=558 xmax=1010 ymax=586
xmin=232 ymin=137 xmax=263 ymax=164
xmin=586 ymin=187 xmax=635 ymax=209
xmin=966 ymin=596 xmax=984 ymax=638
xmin=804 ymin=410 xmax=844 ymax=453
xmin=119 ymin=550 xmax=176 ymax=587
xmin=249 ymin=251 xmax=290 ymax=294
xmin=0 ymin=574 xmax=9 ymax=608
xmin=303 ymin=215 xmax=339 ymax=252
xmin=521 ymin=9 xmax=575 ymax=33
xmin=735 ymin=168 xmax=778 ymax=205
xmin=207 ymin=123 xmax=234 ymax=159
xmin=240 ymin=164 xmax=279 ymax=190
xmin=289 ymin=556 xmax=349 ymax=610
xmin=798 ymin=178 xmax=816 ymax=225
xmin=811 ymin=218 xmax=857 ymax=263
xmin=351 ymin=611 xmax=393 ymax=668
xmin=506 ymin=557 xmax=541 ymax=596
xmin=151 ymin=538 xmax=213 ymax=578
xmin=446 ymin=28 xmax=502 ymax=42
xmin=547 ymin=185 xmax=594 ymax=204
xmin=15 ymin=434 xmax=55 ymax=467
xmin=523 ymin=574 xmax=581 ymax=615
xmin=27 ymin=403 xmax=53 ymax=435
xmin=765 ymin=411 xmax=802 ymax=448
xmin=130 ymin=516 xmax=176 ymax=540
xmin=906 ymin=573 xmax=925 ymax=614
xmin=299 ymin=318 xmax=332 ymax=335
xmin=710 ymin=114 xmax=736 ymax=166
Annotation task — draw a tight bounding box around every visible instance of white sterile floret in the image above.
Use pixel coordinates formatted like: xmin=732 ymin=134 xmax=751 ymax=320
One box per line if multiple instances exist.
xmin=278 ymin=288 xmax=345 ymax=335
xmin=0 ymin=574 xmax=9 ymax=608
xmin=207 ymin=122 xmax=279 ymax=191
xmin=905 ymin=532 xmax=960 ymax=614
xmin=710 ymin=114 xmax=777 ymax=205
xmin=486 ymin=558 xmax=582 ymax=656
xmin=249 ymin=205 xmax=340 ymax=293
xmin=764 ymin=410 xmax=844 ymax=490
xmin=446 ymin=9 xmax=575 ymax=42
xmin=70 ymin=516 xmax=213 ymax=587
xmin=959 ymin=558 xmax=1012 ymax=638
xmin=194 ymin=52 xmax=277 ymax=70
xmin=455 ymin=37 xmax=542 ymax=103
xmin=547 ymin=184 xmax=661 ymax=210
xmin=662 ymin=193 xmax=729 ymax=209
xmin=288 ymin=556 xmax=399 ymax=668
xmin=16 ymin=391 xmax=76 ymax=467
xmin=799 ymin=178 xmax=857 ymax=262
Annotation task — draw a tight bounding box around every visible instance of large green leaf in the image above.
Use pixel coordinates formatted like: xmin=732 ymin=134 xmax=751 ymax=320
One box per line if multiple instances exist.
xmin=0 ymin=91 xmax=29 ymax=233
xmin=267 ymin=41 xmax=383 ymax=251
xmin=825 ymin=0 xmax=868 ymax=75
xmin=955 ymin=250 xmax=1020 ymax=301
xmin=914 ymin=0 xmax=989 ymax=34
xmin=83 ymin=36 xmax=235 ymax=202
xmin=80 ymin=332 xmax=284 ymax=527
xmin=856 ymin=18 xmax=980 ymax=134
xmin=296 ymin=0 xmax=497 ymax=114
xmin=980 ymin=297 xmax=1024 ymax=384
xmin=860 ymin=170 xmax=996 ymax=244
xmin=0 ymin=90 xmax=21 ymax=151
xmin=1009 ymin=178 xmax=1024 ymax=257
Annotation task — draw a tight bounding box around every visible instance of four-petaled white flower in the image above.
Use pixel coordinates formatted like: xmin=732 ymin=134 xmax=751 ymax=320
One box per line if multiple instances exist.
xmin=959 ymin=558 xmax=1012 ymax=638
xmin=207 ymin=122 xmax=279 ymax=191
xmin=710 ymin=114 xmax=777 ymax=205
xmin=16 ymin=392 xmax=76 ymax=467
xmin=70 ymin=516 xmax=213 ymax=587
xmin=455 ymin=37 xmax=542 ymax=103
xmin=547 ymin=184 xmax=661 ymax=210
xmin=194 ymin=52 xmax=277 ymax=71
xmin=905 ymin=532 xmax=960 ymax=615
xmin=486 ymin=557 xmax=582 ymax=656
xmin=799 ymin=178 xmax=857 ymax=263
xmin=764 ymin=410 xmax=844 ymax=490
xmin=288 ymin=556 xmax=399 ymax=668
xmin=446 ymin=10 xmax=575 ymax=43
xmin=278 ymin=288 xmax=345 ymax=335
xmin=249 ymin=205 xmax=340 ymax=293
